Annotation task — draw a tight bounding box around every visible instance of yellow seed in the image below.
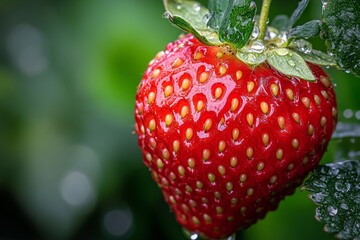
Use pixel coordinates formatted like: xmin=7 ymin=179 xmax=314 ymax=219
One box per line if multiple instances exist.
xmin=308 ymin=124 xmax=314 ymax=136
xmin=292 ymin=113 xmax=300 ymax=124
xmin=162 ymin=149 xmax=170 ymax=160
xmin=246 ymin=113 xmax=254 ymax=127
xmin=332 ymin=107 xmax=338 ymax=117
xmin=219 ymin=66 xmax=227 ymax=76
xmin=173 ymin=140 xmax=180 ymax=153
xmin=314 ymin=95 xmax=321 ymax=106
xmin=192 ymin=216 xmax=200 ymax=225
xmin=276 ymin=148 xmax=283 ymax=160
xmin=226 ymin=182 xmax=233 ymax=192
xmin=194 ymin=51 xmax=203 ymax=60
xmin=220 ymin=117 xmax=225 ymax=125
xmin=189 ymin=199 xmax=197 ymax=208
xmin=260 ymin=102 xmax=269 ymax=115
xmin=257 ymin=162 xmax=265 ymax=171
xmin=148 ymin=91 xmax=156 ymax=104
xmin=196 ymin=181 xmax=203 ymax=189
xmin=240 ymin=207 xmax=247 ymax=213
xmin=287 ymin=163 xmax=294 ymax=171
xmin=247 ymin=81 xmax=255 ymax=93
xmin=262 ymin=133 xmax=269 ymax=146
xmin=185 ymin=128 xmax=194 ymax=141
xmin=169 ymin=195 xmax=176 ymax=204
xmin=278 ymin=116 xmax=285 ymax=130
xmin=178 ymin=165 xmax=185 ymax=176
xmin=303 ymin=156 xmax=309 ymax=165
xmin=218 ymin=165 xmax=226 ymax=175
xmin=321 ymin=116 xmax=327 ymax=127
xmin=203 ymin=214 xmax=212 ymax=223
xmin=214 ymin=192 xmax=221 ymax=199
xmin=208 ymin=173 xmax=216 ymax=182
xmin=164 ymin=85 xmax=173 ymax=97
xmin=321 ymin=90 xmax=329 ymax=99
xmin=172 ymin=58 xmax=184 ymax=68
xmin=216 ymin=206 xmax=223 ymax=214
xmin=149 ymin=119 xmax=156 ymax=131
xmin=232 ymin=128 xmax=240 ymax=141
xmin=230 ymin=198 xmax=238 ymax=205
xmin=239 ymin=174 xmax=247 ymax=183
xmin=202 ymin=149 xmax=210 ymax=161
xmin=145 ymin=153 xmax=152 ymax=162
xmin=216 ymin=51 xmax=223 ymax=58
xmin=302 ymin=97 xmax=310 ymax=109
xmin=181 ymin=105 xmax=189 ymax=118
xmin=218 ymin=140 xmax=226 ymax=152
xmin=165 ymin=114 xmax=173 ymax=127
xmin=214 ymin=87 xmax=223 ymax=99
xmin=199 ymin=72 xmax=209 ymax=83
xmin=246 ymin=147 xmax=254 ymax=159
xmin=169 ymin=172 xmax=176 ymax=181
xmin=181 ymin=78 xmax=191 ymax=90
xmin=149 ymin=138 xmax=157 ymax=149
xmin=140 ymin=125 xmax=145 ymax=134
xmin=320 ymin=76 xmax=331 ymax=88
xmin=182 ymin=204 xmax=189 ymax=212
xmin=247 ymin=187 xmax=254 ymax=196
xmin=292 ymin=138 xmax=299 ymax=150
xmin=286 ymin=89 xmax=294 ymax=100
xmin=270 ymin=83 xmax=279 ymax=97
xmin=270 ymin=175 xmax=277 ymax=184
xmin=155 ymin=51 xmax=164 ymax=59
xmin=196 ymin=100 xmax=205 ymax=112
xmin=156 ymin=159 xmax=164 ymax=169
xmin=236 ymin=70 xmax=243 ymax=80
xmin=231 ymin=98 xmax=239 ymax=112
xmin=187 ymin=158 xmax=195 ymax=169
xmin=204 ymin=118 xmax=213 ymax=132
xmin=230 ymin=156 xmax=238 ymax=167
xmin=151 ymin=69 xmax=161 ymax=79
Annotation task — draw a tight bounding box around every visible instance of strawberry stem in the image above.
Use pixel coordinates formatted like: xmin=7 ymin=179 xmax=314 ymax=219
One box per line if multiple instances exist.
xmin=258 ymin=0 xmax=272 ymax=40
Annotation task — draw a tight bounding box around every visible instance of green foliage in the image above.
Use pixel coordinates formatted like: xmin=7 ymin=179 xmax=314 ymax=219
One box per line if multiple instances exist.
xmin=266 ymin=48 xmax=315 ymax=81
xmin=163 ymin=0 xmax=222 ymax=45
xmin=270 ymin=15 xmax=290 ymax=31
xmin=303 ymin=160 xmax=360 ymax=239
xmin=209 ymin=0 xmax=257 ymax=49
xmin=289 ymin=20 xmax=321 ymax=39
xmin=320 ymin=0 xmax=360 ymax=76
xmin=287 ymin=0 xmax=309 ymax=29
xmin=295 ymin=49 xmax=337 ymax=66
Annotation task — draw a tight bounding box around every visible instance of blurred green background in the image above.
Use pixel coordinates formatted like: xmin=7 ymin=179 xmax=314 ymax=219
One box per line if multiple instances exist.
xmin=0 ymin=0 xmax=359 ymax=239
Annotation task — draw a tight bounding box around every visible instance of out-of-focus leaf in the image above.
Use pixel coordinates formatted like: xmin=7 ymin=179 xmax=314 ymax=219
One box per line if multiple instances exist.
xmin=289 ymin=20 xmax=321 ymax=39
xmin=288 ymin=0 xmax=309 ymax=29
xmin=271 ymin=15 xmax=290 ymax=31
xmin=303 ymin=160 xmax=360 ymax=240
xmin=321 ymin=0 xmax=360 ymax=76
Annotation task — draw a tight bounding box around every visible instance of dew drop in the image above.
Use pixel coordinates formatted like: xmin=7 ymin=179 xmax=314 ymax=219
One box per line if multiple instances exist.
xmin=335 ymin=181 xmax=351 ymax=193
xmin=343 ymin=109 xmax=353 ymax=119
xmin=327 ymin=205 xmax=338 ymax=216
xmin=340 ymin=203 xmax=349 ymax=210
xmin=162 ymin=12 xmax=171 ymax=19
xmin=295 ymin=39 xmax=313 ymax=54
xmin=275 ymin=48 xmax=289 ymax=56
xmin=251 ymin=26 xmax=260 ymax=39
xmin=288 ymin=60 xmax=296 ymax=67
xmin=193 ymin=3 xmax=201 ymax=12
xmin=250 ymin=39 xmax=265 ymax=53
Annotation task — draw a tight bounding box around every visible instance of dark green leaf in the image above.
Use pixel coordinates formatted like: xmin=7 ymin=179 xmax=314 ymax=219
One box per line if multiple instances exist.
xmin=163 ymin=0 xmax=222 ymax=45
xmin=295 ymin=49 xmax=337 ymax=66
xmin=321 ymin=0 xmax=360 ymax=76
xmin=288 ymin=0 xmax=309 ymax=29
xmin=303 ymin=160 xmax=360 ymax=240
xmin=218 ymin=0 xmax=256 ymax=49
xmin=271 ymin=15 xmax=290 ymax=31
xmin=266 ymin=48 xmax=315 ymax=81
xmin=207 ymin=0 xmax=230 ymax=30
xmin=289 ymin=20 xmax=321 ymax=38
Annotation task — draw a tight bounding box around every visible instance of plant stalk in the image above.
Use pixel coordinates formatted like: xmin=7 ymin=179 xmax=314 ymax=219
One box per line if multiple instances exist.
xmin=258 ymin=0 xmax=272 ymax=40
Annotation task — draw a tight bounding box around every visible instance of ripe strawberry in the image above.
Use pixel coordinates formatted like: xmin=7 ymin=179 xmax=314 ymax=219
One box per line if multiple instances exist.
xmin=134 ymin=34 xmax=337 ymax=239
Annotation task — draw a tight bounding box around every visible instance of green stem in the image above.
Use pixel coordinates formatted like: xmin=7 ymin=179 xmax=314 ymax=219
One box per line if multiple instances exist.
xmin=258 ymin=0 xmax=272 ymax=40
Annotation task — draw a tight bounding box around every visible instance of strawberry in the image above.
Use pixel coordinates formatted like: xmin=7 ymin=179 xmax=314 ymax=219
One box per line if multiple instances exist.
xmin=134 ymin=1 xmax=338 ymax=239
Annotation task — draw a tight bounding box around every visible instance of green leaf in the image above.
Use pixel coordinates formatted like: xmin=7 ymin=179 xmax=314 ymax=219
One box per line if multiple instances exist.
xmin=266 ymin=48 xmax=315 ymax=81
xmin=303 ymin=160 xmax=360 ymax=240
xmin=236 ymin=51 xmax=267 ymax=66
xmin=217 ymin=0 xmax=257 ymax=49
xmin=288 ymin=0 xmax=309 ymax=29
xmin=289 ymin=20 xmax=321 ymax=39
xmin=271 ymin=15 xmax=290 ymax=31
xmin=163 ymin=0 xmax=222 ymax=45
xmin=295 ymin=49 xmax=337 ymax=66
xmin=321 ymin=0 xmax=360 ymax=76
xmin=207 ymin=0 xmax=230 ymax=30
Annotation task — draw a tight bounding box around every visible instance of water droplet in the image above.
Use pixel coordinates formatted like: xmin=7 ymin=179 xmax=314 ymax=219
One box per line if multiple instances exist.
xmin=295 ymin=39 xmax=313 ymax=54
xmin=250 ymin=39 xmax=265 ymax=53
xmin=275 ymin=48 xmax=289 ymax=56
xmin=335 ymin=181 xmax=351 ymax=193
xmin=288 ymin=60 xmax=296 ymax=66
xmin=163 ymin=12 xmax=171 ymax=19
xmin=355 ymin=111 xmax=360 ymax=120
xmin=193 ymin=3 xmax=201 ymax=12
xmin=327 ymin=205 xmax=338 ymax=216
xmin=203 ymin=13 xmax=212 ymax=25
xmin=310 ymin=192 xmax=327 ymax=203
xmin=343 ymin=109 xmax=353 ymax=119
xmin=251 ymin=26 xmax=260 ymax=39
xmin=340 ymin=203 xmax=349 ymax=210
xmin=176 ymin=4 xmax=182 ymax=10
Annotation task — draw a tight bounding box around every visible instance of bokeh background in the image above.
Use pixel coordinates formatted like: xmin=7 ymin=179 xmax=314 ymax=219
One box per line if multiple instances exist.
xmin=0 ymin=0 xmax=359 ymax=239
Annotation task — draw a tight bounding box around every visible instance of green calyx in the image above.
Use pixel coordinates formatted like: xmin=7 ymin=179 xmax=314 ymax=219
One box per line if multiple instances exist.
xmin=163 ymin=0 xmax=339 ymax=81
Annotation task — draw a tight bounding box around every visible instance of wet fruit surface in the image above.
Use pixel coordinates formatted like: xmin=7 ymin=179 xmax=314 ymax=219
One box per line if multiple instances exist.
xmin=134 ymin=34 xmax=337 ymax=239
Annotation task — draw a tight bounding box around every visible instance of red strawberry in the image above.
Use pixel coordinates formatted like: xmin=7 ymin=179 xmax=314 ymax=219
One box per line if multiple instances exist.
xmin=134 ymin=34 xmax=337 ymax=239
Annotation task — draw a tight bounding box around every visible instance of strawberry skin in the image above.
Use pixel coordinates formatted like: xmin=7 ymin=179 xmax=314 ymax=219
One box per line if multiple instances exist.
xmin=134 ymin=34 xmax=337 ymax=239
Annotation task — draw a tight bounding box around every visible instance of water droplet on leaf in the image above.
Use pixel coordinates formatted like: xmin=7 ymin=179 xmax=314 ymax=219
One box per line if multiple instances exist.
xmin=327 ymin=205 xmax=338 ymax=216
xmin=335 ymin=181 xmax=351 ymax=193
xmin=275 ymin=48 xmax=289 ymax=56
xmin=288 ymin=60 xmax=296 ymax=67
